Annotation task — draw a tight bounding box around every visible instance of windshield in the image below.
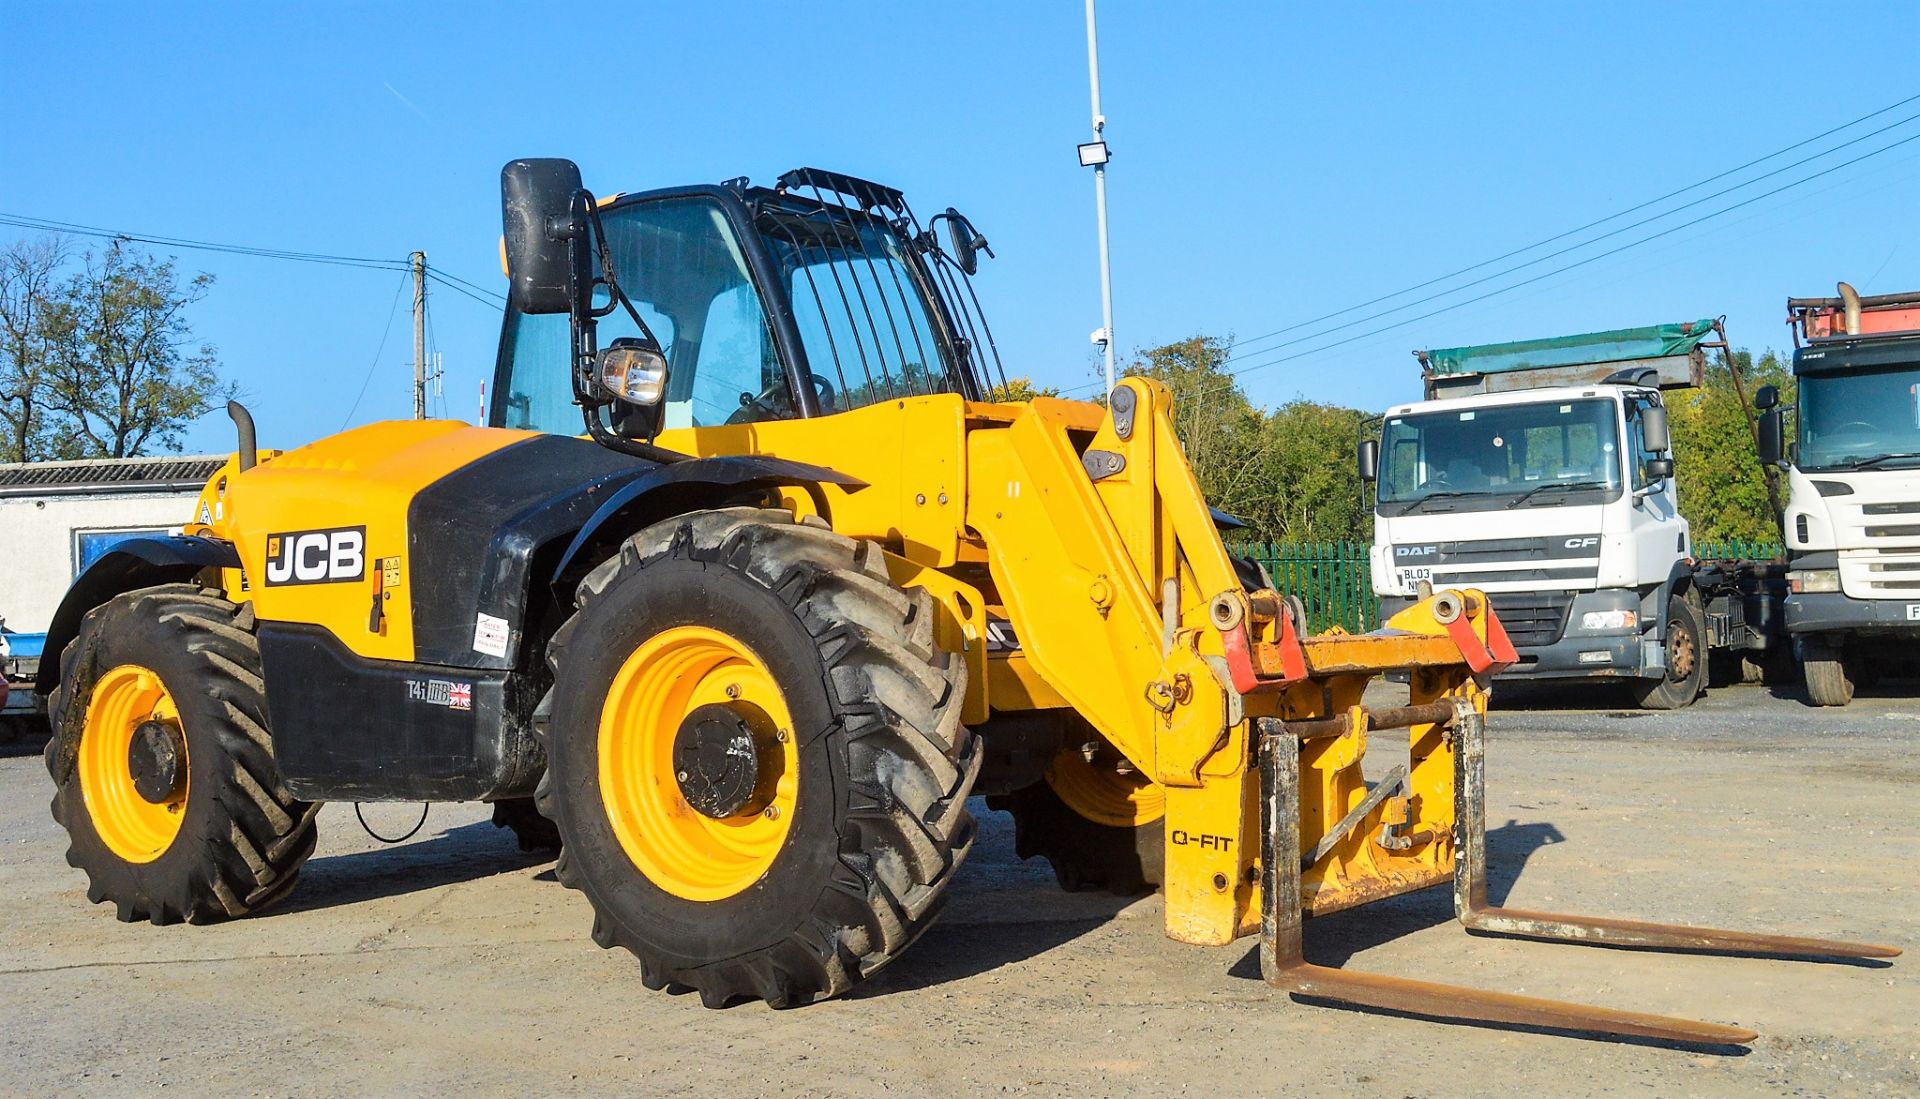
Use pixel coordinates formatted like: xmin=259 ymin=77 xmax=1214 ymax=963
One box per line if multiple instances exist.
xmin=1797 ymin=363 xmax=1920 ymax=470
xmin=499 ymin=196 xmax=785 ymax=433
xmin=1378 ymin=397 xmax=1623 ymax=515
xmin=756 ymin=204 xmax=959 ymax=411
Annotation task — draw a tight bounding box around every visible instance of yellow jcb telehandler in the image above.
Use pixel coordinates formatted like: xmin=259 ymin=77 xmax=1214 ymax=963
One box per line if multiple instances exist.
xmin=37 ymin=159 xmax=1895 ymax=1042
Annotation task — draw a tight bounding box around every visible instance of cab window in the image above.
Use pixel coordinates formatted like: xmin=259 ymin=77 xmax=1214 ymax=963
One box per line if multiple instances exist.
xmin=497 ymin=197 xmax=786 ymax=433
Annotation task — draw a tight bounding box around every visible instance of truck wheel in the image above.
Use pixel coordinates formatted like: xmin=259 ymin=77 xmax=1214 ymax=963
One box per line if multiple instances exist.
xmin=538 ymin=508 xmax=979 ymax=1007
xmin=1802 ymin=639 xmax=1855 ymax=707
xmin=490 ymin=797 xmax=561 ymax=852
xmin=44 ymin=585 xmax=319 ymax=925
xmin=1632 ymin=591 xmax=1706 ymax=710
xmin=996 ymin=730 xmax=1163 ymax=895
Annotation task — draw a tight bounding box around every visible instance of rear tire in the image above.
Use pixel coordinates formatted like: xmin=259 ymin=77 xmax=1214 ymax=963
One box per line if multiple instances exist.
xmin=992 ymin=722 xmax=1163 ymax=895
xmin=490 ymin=797 xmax=561 ymax=852
xmin=1632 ymin=591 xmax=1706 ymax=710
xmin=538 ymin=508 xmax=979 ymax=1007
xmin=45 ymin=585 xmax=319 ymax=924
xmin=1802 ymin=638 xmax=1856 ymax=707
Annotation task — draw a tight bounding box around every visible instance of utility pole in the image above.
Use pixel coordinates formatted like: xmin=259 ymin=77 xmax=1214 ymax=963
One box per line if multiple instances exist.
xmin=1079 ymin=0 xmax=1116 ymax=402
xmin=411 ymin=251 xmax=427 ymax=420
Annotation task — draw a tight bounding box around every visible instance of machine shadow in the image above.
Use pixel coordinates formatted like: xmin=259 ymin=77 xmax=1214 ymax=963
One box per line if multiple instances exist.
xmin=0 ymin=723 xmax=51 ymax=759
xmin=851 ymin=802 xmax=1140 ymax=999
xmin=273 ymin=819 xmax=554 ymax=916
xmin=1223 ymin=817 xmax=1566 ymax=982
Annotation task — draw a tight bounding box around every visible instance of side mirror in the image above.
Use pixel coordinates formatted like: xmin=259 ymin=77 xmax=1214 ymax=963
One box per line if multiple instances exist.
xmin=1645 ymin=457 xmax=1675 ymax=480
xmin=1755 ymin=384 xmax=1779 ymax=411
xmin=598 ymin=337 xmax=669 ymax=408
xmin=943 ymin=208 xmax=992 ymax=277
xmin=1357 ymin=438 xmax=1380 ymax=483
xmin=1639 ymin=403 xmax=1671 ymax=453
xmin=1758 ymin=408 xmax=1786 ymax=466
xmin=501 ymin=158 xmax=591 ymax=315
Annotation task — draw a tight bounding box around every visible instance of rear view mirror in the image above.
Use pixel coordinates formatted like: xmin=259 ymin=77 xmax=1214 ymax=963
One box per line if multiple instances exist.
xmin=1754 ymin=384 xmax=1779 ymax=411
xmin=942 ymin=209 xmax=992 ymax=276
xmin=1639 ymin=404 xmax=1671 ymax=453
xmin=501 ymin=158 xmax=591 ymax=315
xmin=1645 ymin=457 xmax=1674 ymax=480
xmin=1357 ymin=438 xmax=1379 ymax=483
xmin=1758 ymin=408 xmax=1786 ymax=466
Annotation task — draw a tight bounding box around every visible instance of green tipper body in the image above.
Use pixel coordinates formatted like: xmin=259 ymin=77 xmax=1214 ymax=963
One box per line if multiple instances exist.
xmin=1420 ymin=320 xmax=1714 ymax=398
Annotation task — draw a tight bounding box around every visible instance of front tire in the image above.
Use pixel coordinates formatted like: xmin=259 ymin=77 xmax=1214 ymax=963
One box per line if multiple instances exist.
xmin=45 ymin=585 xmax=319 ymax=924
xmin=1633 ymin=590 xmax=1706 ymax=710
xmin=538 ymin=509 xmax=979 ymax=1007
xmin=1802 ymin=638 xmax=1856 ymax=707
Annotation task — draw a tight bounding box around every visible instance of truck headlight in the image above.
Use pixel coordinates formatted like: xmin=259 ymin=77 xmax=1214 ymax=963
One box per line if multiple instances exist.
xmin=1788 ymin=568 xmax=1841 ymax=593
xmin=1579 ymin=609 xmax=1637 ymax=631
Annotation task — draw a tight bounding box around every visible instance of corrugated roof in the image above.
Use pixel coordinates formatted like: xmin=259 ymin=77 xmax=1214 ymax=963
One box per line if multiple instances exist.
xmin=0 ymin=455 xmax=224 ymax=492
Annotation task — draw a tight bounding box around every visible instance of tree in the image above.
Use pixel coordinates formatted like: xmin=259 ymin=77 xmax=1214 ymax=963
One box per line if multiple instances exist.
xmin=1667 ymin=348 xmax=1792 ymax=546
xmin=985 ymin=375 xmax=1059 ymax=402
xmin=1122 ymin=335 xmax=1366 ymax=544
xmin=0 ymin=237 xmax=67 ymax=463
xmin=35 ymin=239 xmax=232 ymax=459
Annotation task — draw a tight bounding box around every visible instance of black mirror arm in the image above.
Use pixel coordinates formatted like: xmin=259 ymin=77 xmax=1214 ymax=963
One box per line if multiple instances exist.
xmin=560 ymin=192 xmax=682 ymax=464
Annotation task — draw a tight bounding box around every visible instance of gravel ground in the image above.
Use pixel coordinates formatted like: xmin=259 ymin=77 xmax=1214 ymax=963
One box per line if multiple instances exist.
xmin=0 ymin=678 xmax=1913 ymax=1098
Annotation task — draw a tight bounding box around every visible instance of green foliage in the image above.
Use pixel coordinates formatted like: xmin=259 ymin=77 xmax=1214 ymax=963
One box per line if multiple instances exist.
xmin=0 ymin=235 xmax=232 ymax=461
xmin=1123 ymin=335 xmax=1367 ymax=544
xmin=1667 ymin=349 xmax=1792 ymax=544
xmin=985 ymin=375 xmax=1060 ymax=402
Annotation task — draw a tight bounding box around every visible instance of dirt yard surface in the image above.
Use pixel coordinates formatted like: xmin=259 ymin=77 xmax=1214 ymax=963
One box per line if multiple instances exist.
xmin=1 ymin=679 xmax=1913 ymax=1098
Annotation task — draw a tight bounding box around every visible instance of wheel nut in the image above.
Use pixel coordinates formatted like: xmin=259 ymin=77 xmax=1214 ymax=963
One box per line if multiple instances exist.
xmin=775 ymin=728 xmax=789 ymax=743
xmin=762 ymin=804 xmax=781 ymax=820
xmin=725 ymin=684 xmax=741 ymax=699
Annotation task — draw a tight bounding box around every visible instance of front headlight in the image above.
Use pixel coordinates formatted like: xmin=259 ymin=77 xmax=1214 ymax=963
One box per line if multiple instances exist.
xmin=1579 ymin=609 xmax=1637 ymax=631
xmin=1788 ymin=568 xmax=1841 ymax=594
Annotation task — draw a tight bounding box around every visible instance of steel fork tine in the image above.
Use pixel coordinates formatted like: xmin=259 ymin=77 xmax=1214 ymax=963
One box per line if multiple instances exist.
xmin=1452 ymin=702 xmax=1900 ymax=961
xmin=1258 ymin=721 xmax=1760 ymax=1045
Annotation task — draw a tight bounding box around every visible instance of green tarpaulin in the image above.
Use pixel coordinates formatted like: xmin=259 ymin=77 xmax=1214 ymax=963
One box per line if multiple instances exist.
xmin=1423 ymin=320 xmax=1716 ymax=376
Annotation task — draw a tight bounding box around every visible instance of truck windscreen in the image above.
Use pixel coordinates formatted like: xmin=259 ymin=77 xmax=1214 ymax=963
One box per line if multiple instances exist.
xmin=1797 ymin=363 xmax=1920 ymax=471
xmin=1378 ymin=398 xmax=1622 ymax=515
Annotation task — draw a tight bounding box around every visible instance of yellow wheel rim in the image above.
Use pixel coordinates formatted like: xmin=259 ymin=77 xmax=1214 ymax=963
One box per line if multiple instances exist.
xmin=78 ymin=664 xmax=188 ymax=863
xmin=1045 ymin=744 xmax=1165 ymax=829
xmin=599 ymin=626 xmax=799 ymax=902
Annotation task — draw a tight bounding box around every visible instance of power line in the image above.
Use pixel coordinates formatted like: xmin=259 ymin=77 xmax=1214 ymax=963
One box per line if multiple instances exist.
xmin=1210 ymin=89 xmax=1920 ymax=367
xmin=1214 ymin=123 xmax=1920 ymax=385
xmin=341 ymin=270 xmax=412 ymax=429
xmin=424 ymin=268 xmax=505 ymax=309
xmin=0 ymin=212 xmax=411 ymax=272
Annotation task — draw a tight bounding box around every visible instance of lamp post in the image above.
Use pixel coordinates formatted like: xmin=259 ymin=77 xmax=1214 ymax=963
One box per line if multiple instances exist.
xmin=1081 ymin=0 xmax=1116 ymax=402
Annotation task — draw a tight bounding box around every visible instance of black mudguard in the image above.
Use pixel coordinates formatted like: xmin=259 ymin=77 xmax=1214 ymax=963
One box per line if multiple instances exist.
xmin=35 ymin=535 xmax=240 ymax=696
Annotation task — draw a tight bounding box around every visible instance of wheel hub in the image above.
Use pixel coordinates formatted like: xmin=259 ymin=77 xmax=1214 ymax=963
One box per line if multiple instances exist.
xmin=673 ymin=703 xmax=766 ymax=819
xmin=128 ymin=720 xmax=187 ymax=805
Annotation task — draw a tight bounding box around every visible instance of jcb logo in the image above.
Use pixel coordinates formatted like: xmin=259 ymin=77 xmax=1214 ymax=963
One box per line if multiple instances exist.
xmin=264 ymin=526 xmax=366 ymax=586
xmin=1564 ymin=537 xmax=1600 ymax=550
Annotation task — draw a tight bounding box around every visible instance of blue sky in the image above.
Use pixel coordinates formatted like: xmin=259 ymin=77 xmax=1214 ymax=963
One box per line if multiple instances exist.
xmin=8 ymin=2 xmax=1920 ymax=454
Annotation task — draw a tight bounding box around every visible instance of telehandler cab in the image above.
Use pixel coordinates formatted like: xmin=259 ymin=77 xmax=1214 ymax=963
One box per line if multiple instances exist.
xmin=38 ymin=159 xmax=1894 ymax=1042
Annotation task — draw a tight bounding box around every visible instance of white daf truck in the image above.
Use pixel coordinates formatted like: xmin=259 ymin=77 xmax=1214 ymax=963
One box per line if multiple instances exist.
xmin=1360 ymin=322 xmax=1785 ymax=709
xmin=1760 ymin=283 xmax=1920 ymax=706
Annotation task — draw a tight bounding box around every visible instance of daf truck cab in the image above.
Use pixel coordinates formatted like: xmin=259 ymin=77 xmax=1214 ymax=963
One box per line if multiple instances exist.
xmin=1363 ymin=322 xmax=1781 ymax=708
xmin=1763 ymin=283 xmax=1920 ymax=705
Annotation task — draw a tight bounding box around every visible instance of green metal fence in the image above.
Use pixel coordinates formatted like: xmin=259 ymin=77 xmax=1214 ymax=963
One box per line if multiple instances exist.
xmin=1235 ymin=541 xmax=1378 ymax=634
xmin=1695 ymin=539 xmax=1785 ymax=562
xmin=1232 ymin=538 xmax=1788 ymax=636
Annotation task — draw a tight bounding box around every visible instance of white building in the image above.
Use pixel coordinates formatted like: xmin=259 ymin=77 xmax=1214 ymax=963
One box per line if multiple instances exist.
xmin=0 ymin=455 xmax=223 ymax=634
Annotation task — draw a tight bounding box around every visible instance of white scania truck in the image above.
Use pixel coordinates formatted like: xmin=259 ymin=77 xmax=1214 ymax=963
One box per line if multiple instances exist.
xmin=1360 ymin=322 xmax=1785 ymax=708
xmin=1761 ymin=283 xmax=1920 ymax=705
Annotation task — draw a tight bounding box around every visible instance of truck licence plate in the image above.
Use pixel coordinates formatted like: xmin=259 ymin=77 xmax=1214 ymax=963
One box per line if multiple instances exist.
xmin=1398 ymin=567 xmax=1433 ymax=586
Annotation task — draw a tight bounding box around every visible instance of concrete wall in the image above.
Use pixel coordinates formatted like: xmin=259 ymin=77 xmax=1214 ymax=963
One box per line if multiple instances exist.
xmin=0 ymin=491 xmax=199 ymax=632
